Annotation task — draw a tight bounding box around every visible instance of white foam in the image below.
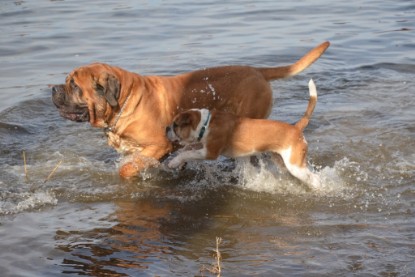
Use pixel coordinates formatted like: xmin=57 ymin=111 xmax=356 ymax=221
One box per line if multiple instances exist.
xmin=234 ymin=157 xmax=295 ymax=194
xmin=1 ymin=147 xmax=370 ymax=212
xmin=0 ymin=191 xmax=58 ymax=215
xmin=217 ymin=156 xmax=359 ymax=198
xmin=155 ymin=153 xmax=365 ymax=200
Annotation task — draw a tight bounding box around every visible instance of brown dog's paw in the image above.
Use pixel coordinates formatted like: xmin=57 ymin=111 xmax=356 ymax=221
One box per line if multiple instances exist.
xmin=119 ymin=162 xmax=138 ymax=178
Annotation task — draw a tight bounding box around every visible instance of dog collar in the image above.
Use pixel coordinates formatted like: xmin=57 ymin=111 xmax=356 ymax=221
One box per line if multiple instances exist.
xmin=104 ymin=92 xmax=132 ymax=135
xmin=197 ymin=111 xmax=211 ymax=141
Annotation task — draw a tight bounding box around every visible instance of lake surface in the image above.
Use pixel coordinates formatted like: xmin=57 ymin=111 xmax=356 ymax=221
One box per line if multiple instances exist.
xmin=0 ymin=0 xmax=414 ymax=276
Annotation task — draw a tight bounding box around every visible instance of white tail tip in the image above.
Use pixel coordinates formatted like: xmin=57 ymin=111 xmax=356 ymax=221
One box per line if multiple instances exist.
xmin=308 ymin=78 xmax=317 ymax=97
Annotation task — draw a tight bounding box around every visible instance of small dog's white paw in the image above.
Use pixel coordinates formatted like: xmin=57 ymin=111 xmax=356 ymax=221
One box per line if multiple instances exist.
xmin=168 ymin=158 xmax=183 ymax=169
xmin=309 ymin=174 xmax=322 ymax=190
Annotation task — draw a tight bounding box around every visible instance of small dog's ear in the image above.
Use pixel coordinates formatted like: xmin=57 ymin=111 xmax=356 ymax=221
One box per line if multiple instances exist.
xmin=177 ymin=111 xmax=202 ymax=130
xmin=95 ymin=72 xmax=120 ymax=108
xmin=177 ymin=113 xmax=192 ymax=126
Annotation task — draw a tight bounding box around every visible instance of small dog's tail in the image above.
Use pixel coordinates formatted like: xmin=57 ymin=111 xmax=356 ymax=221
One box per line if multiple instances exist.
xmin=258 ymin=41 xmax=330 ymax=80
xmin=295 ymin=79 xmax=317 ymax=131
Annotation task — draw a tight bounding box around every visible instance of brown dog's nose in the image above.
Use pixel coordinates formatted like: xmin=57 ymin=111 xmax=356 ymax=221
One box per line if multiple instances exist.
xmin=51 ymin=84 xmax=66 ymax=95
xmin=52 ymin=85 xmax=63 ymax=96
xmin=51 ymin=85 xmax=66 ymax=107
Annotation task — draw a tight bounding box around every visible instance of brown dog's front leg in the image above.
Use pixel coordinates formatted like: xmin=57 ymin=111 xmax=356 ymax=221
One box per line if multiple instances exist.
xmin=119 ymin=143 xmax=172 ymax=178
xmin=119 ymin=161 xmax=145 ymax=178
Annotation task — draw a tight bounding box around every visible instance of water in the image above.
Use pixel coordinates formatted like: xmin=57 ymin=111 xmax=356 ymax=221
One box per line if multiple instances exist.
xmin=0 ymin=0 xmax=414 ymax=276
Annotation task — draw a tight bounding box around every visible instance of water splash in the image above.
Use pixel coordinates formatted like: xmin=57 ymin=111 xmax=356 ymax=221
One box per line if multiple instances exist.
xmin=155 ymin=155 xmax=365 ymax=199
xmin=233 ymin=156 xmax=358 ymax=197
xmin=0 ymin=147 xmax=393 ymax=215
xmin=0 ymin=188 xmax=57 ymax=215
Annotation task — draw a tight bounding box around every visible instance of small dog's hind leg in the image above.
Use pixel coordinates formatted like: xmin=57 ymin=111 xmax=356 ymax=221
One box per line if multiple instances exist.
xmin=279 ymin=148 xmax=321 ymax=190
xmin=270 ymin=153 xmax=290 ymax=174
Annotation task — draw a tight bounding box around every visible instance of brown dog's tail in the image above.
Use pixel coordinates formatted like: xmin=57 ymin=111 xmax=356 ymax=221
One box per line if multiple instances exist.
xmin=258 ymin=41 xmax=330 ymax=81
xmin=295 ymin=79 xmax=317 ymax=131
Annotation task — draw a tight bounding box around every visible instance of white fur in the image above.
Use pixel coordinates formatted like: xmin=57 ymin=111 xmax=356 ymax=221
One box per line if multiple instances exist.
xmin=188 ymin=108 xmax=211 ymax=142
xmin=280 ymin=147 xmax=321 ymax=189
xmin=168 ymin=147 xmax=208 ymax=168
xmin=308 ymin=78 xmax=317 ymax=98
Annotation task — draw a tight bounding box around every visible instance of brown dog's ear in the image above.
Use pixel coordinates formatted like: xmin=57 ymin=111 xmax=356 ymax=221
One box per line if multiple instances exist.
xmin=95 ymin=72 xmax=120 ymax=108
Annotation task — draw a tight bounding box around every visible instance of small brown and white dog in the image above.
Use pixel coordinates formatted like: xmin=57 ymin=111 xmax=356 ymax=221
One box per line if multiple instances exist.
xmin=166 ymin=79 xmax=321 ymax=189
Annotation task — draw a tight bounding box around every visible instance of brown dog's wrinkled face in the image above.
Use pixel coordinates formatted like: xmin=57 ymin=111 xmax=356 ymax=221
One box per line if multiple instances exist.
xmin=166 ymin=110 xmax=201 ymax=145
xmin=51 ymin=64 xmax=120 ymax=127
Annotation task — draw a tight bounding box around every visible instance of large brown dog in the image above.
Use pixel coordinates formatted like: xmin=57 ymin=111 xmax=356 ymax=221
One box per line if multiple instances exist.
xmin=51 ymin=41 xmax=329 ymax=178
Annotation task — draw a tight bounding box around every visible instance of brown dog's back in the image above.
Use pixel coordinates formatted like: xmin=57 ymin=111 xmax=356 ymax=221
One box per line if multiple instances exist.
xmin=173 ymin=42 xmax=329 ymax=120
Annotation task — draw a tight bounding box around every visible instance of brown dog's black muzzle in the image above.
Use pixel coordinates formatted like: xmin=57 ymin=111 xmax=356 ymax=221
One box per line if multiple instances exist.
xmin=51 ymin=85 xmax=90 ymax=122
xmin=52 ymin=85 xmax=66 ymax=108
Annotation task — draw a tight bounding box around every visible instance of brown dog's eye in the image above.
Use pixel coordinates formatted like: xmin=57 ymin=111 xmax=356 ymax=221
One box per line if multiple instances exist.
xmin=69 ymin=79 xmax=83 ymax=97
xmin=70 ymin=79 xmax=79 ymax=90
xmin=95 ymin=84 xmax=105 ymax=95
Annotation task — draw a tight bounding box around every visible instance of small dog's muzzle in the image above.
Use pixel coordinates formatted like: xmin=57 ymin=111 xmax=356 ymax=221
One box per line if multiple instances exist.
xmin=165 ymin=125 xmax=179 ymax=142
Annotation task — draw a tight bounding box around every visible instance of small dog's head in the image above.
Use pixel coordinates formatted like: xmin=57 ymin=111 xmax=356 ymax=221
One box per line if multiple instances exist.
xmin=166 ymin=109 xmax=210 ymax=145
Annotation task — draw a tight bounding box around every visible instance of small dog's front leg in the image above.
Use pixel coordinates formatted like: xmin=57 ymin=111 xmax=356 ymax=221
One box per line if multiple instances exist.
xmin=168 ymin=149 xmax=207 ymax=169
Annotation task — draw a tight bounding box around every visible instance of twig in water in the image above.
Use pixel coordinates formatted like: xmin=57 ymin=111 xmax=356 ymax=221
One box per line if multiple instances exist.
xmin=44 ymin=160 xmax=63 ymax=183
xmin=214 ymin=237 xmax=222 ymax=276
xmin=22 ymin=151 xmax=28 ymax=181
xmin=200 ymin=237 xmax=223 ymax=277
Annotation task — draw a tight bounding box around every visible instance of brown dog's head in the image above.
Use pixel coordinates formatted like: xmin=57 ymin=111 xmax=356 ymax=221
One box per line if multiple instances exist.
xmin=166 ymin=109 xmax=211 ymax=145
xmin=51 ymin=63 xmax=121 ymax=127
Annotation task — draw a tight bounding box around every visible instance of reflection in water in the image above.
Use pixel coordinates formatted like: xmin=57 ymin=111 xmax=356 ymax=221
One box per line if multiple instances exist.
xmin=53 ymin=188 xmax=320 ymax=276
xmin=55 ymin=200 xmax=174 ymax=275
